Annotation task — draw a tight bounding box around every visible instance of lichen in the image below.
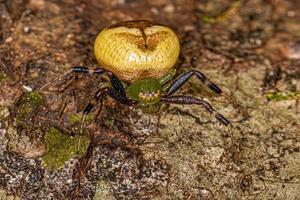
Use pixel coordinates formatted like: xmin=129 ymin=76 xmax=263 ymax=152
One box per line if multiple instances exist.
xmin=94 ymin=181 xmax=115 ymax=200
xmin=42 ymin=128 xmax=90 ymax=170
xmin=0 ymin=105 xmax=9 ymax=120
xmin=266 ymin=91 xmax=300 ymax=101
xmin=0 ymin=189 xmax=20 ymax=200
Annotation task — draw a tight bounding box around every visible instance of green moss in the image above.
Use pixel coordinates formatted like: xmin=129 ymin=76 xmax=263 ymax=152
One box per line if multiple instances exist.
xmin=202 ymin=16 xmax=218 ymax=24
xmin=0 ymin=71 xmax=6 ymax=83
xmin=266 ymin=91 xmax=300 ymax=101
xmin=16 ymin=91 xmax=44 ymax=118
xmin=69 ymin=113 xmax=94 ymax=124
xmin=6 ymin=91 xmax=49 ymax=157
xmin=42 ymin=128 xmax=90 ymax=170
xmin=14 ymin=91 xmax=91 ymax=168
xmin=15 ymin=91 xmax=45 ymax=129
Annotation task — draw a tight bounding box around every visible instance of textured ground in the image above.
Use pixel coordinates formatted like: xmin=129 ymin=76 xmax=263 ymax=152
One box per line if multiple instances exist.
xmin=0 ymin=0 xmax=299 ymax=199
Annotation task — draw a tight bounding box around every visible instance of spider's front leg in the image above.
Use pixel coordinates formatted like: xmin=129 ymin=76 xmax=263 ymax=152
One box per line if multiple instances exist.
xmin=82 ymin=84 xmax=136 ymax=117
xmin=40 ymin=65 xmax=132 ymax=113
xmin=80 ymin=67 xmax=137 ymax=119
xmin=40 ymin=66 xmax=108 ymax=90
xmin=165 ymin=70 xmax=222 ymax=96
xmin=161 ymin=70 xmax=231 ymax=126
xmin=40 ymin=66 xmax=137 ymax=152
xmin=78 ymin=72 xmax=137 ymax=153
xmin=40 ymin=65 xmax=135 ymax=109
xmin=160 ymin=95 xmax=230 ymax=126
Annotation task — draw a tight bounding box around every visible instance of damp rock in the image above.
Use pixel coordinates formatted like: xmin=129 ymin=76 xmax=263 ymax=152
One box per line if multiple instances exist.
xmin=87 ymin=145 xmax=169 ymax=199
xmin=100 ymin=105 xmax=159 ymax=143
xmin=0 ymin=188 xmax=20 ymax=200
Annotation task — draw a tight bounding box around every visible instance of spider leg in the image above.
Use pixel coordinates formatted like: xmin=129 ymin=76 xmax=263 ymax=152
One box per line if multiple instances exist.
xmin=82 ymin=87 xmax=136 ymax=116
xmin=165 ymin=70 xmax=222 ymax=96
xmin=40 ymin=66 xmax=133 ymax=153
xmin=40 ymin=65 xmax=131 ymax=114
xmin=105 ymin=71 xmax=127 ymax=97
xmin=73 ymin=66 xmax=127 ymax=98
xmin=160 ymin=95 xmax=230 ymax=126
xmin=72 ymin=66 xmax=128 ymax=97
xmin=39 ymin=66 xmax=91 ymax=90
xmin=77 ymin=86 xmax=136 ymax=153
xmin=40 ymin=66 xmax=124 ymax=91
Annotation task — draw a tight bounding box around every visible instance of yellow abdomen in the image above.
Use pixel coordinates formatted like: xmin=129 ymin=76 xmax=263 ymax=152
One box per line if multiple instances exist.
xmin=94 ymin=20 xmax=180 ymax=83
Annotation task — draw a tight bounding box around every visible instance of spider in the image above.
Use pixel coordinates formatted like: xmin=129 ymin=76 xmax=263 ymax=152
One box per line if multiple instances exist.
xmin=41 ymin=20 xmax=231 ymax=131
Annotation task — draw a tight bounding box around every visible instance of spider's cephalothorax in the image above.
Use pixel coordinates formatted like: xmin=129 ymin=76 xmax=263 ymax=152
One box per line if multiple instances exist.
xmin=41 ymin=20 xmax=231 ymax=126
xmin=126 ymin=78 xmax=162 ymax=113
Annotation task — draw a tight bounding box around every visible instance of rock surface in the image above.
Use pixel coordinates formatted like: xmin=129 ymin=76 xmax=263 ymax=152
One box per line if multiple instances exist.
xmin=0 ymin=0 xmax=299 ymax=199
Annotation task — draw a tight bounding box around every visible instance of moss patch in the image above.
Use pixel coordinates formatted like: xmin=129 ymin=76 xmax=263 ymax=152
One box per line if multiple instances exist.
xmin=69 ymin=113 xmax=94 ymax=124
xmin=0 ymin=71 xmax=6 ymax=83
xmin=266 ymin=91 xmax=300 ymax=101
xmin=15 ymin=91 xmax=44 ymax=125
xmin=7 ymin=91 xmax=48 ymax=158
xmin=42 ymin=128 xmax=90 ymax=170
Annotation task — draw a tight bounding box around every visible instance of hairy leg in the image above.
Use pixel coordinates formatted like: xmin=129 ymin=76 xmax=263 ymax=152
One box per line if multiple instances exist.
xmin=160 ymin=95 xmax=230 ymax=126
xmin=165 ymin=70 xmax=222 ymax=96
xmin=39 ymin=66 xmax=135 ymax=152
xmin=78 ymin=86 xmax=136 ymax=153
xmin=39 ymin=66 xmax=94 ymax=90
xmin=82 ymin=87 xmax=136 ymax=116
